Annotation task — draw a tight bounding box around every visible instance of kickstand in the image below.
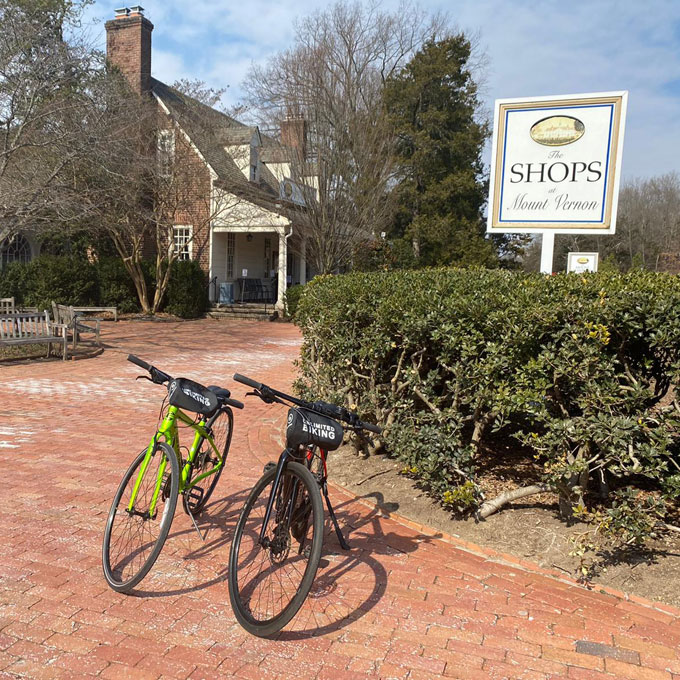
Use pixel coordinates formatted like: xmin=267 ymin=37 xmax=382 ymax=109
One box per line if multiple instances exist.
xmin=322 ymin=483 xmax=350 ymax=550
xmin=187 ymin=505 xmax=206 ymax=542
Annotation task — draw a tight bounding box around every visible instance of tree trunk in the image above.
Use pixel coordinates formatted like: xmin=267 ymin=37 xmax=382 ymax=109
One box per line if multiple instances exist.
xmin=557 ymin=468 xmax=589 ymax=521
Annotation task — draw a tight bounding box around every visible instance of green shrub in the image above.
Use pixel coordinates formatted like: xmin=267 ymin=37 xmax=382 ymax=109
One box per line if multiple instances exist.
xmin=165 ymin=259 xmax=208 ymax=318
xmin=18 ymin=255 xmax=99 ymax=310
xmin=295 ymin=269 xmax=680 ymax=531
xmin=0 ymin=261 xmax=30 ymax=303
xmin=96 ymin=257 xmax=141 ymax=313
xmin=284 ymin=284 xmax=306 ymax=319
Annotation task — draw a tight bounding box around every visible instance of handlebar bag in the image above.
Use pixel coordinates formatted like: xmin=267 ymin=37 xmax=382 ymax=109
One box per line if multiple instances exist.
xmin=286 ymin=408 xmax=344 ymax=451
xmin=168 ymin=378 xmax=218 ymax=415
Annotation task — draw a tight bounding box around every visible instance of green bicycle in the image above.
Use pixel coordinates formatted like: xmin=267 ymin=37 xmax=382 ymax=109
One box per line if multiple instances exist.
xmin=102 ymin=354 xmax=243 ymax=593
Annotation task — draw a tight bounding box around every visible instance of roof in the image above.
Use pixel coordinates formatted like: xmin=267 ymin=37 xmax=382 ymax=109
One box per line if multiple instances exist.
xmin=151 ymin=79 xmax=286 ymax=212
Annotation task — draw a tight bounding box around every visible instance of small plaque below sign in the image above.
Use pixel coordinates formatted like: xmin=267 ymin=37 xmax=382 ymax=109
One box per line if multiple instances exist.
xmin=567 ymin=252 xmax=599 ymax=273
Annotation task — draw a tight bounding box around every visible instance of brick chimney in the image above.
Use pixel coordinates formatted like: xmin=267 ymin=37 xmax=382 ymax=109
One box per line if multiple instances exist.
xmin=281 ymin=116 xmax=307 ymax=161
xmin=105 ymin=6 xmax=154 ymax=96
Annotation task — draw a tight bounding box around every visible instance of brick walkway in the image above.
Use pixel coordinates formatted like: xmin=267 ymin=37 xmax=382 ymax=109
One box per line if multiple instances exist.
xmin=1 ymin=319 xmax=679 ymax=680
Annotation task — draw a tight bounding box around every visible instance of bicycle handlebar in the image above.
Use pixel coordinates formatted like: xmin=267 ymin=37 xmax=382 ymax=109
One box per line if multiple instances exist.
xmin=127 ymin=354 xmax=152 ymax=372
xmin=233 ymin=373 xmax=263 ymax=392
xmin=127 ymin=354 xmax=172 ymax=384
xmin=233 ymin=373 xmax=383 ymax=434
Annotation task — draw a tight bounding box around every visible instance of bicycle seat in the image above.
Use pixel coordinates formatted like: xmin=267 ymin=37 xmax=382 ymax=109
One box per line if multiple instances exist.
xmin=207 ymin=385 xmax=231 ymax=403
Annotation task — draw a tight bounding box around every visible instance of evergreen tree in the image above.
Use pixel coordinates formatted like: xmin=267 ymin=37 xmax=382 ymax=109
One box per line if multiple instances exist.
xmin=384 ymin=35 xmax=495 ymax=266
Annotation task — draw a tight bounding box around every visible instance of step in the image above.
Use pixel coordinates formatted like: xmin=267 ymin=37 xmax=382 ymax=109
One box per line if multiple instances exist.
xmin=208 ymin=306 xmax=278 ymax=322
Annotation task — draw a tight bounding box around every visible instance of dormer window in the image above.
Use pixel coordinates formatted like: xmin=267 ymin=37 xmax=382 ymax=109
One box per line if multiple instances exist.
xmin=250 ymin=163 xmax=258 ymax=182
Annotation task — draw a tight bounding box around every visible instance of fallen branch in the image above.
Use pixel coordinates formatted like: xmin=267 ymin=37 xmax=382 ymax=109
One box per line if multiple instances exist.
xmin=477 ymin=484 xmax=550 ymax=519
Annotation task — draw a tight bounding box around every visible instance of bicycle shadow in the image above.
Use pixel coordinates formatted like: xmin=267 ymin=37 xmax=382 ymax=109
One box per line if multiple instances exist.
xmin=276 ymin=489 xmax=442 ymax=640
xmin=130 ymin=484 xmax=442 ymax=642
xmin=130 ymin=484 xmax=250 ymax=599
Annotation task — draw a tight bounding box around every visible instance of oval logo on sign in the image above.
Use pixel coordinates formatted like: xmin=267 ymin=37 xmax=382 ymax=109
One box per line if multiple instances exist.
xmin=577 ymin=257 xmax=589 ymax=264
xmin=530 ymin=116 xmax=585 ymax=146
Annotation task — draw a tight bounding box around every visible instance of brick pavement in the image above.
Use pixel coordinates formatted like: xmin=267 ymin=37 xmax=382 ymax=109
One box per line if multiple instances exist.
xmin=1 ymin=318 xmax=679 ymax=680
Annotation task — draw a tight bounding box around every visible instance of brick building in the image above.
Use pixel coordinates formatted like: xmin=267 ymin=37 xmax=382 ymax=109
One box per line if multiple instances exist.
xmin=104 ymin=5 xmax=310 ymax=311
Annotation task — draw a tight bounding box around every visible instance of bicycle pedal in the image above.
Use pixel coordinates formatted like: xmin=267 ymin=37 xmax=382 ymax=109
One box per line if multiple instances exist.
xmin=263 ymin=461 xmax=276 ymax=474
xmin=186 ymin=487 xmax=204 ymax=511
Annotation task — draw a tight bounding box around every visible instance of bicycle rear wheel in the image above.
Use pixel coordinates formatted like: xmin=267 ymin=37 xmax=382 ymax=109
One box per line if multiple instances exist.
xmin=102 ymin=441 xmax=179 ymax=592
xmin=185 ymin=407 xmax=233 ymax=516
xmin=228 ymin=461 xmax=324 ymax=637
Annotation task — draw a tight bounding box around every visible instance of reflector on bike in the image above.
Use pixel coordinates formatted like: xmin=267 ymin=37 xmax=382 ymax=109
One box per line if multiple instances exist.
xmin=286 ymin=408 xmax=344 ymax=451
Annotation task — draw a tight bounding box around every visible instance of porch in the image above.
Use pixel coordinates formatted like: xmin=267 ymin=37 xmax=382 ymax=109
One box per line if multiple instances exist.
xmin=210 ymin=227 xmax=309 ymax=311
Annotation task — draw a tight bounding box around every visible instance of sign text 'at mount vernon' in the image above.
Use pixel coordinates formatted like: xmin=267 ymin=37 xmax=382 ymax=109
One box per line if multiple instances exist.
xmin=487 ymin=91 xmax=628 ymax=272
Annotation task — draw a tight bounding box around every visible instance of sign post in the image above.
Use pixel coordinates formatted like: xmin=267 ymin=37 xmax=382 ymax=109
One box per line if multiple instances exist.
xmin=487 ymin=91 xmax=627 ymax=271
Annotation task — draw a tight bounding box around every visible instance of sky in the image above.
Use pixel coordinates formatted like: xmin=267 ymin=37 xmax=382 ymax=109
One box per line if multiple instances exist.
xmin=84 ymin=0 xmax=680 ymax=181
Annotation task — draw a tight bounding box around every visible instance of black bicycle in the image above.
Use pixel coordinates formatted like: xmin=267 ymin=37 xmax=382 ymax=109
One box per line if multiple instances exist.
xmin=227 ymin=374 xmax=381 ymax=637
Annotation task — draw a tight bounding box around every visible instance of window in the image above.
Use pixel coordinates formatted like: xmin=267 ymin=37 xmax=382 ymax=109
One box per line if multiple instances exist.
xmin=264 ymin=237 xmax=271 ymax=277
xmin=173 ymin=226 xmax=192 ymax=261
xmin=250 ymin=164 xmax=257 ymax=182
xmin=226 ymin=233 xmax=235 ymax=279
xmin=1 ymin=233 xmax=31 ymax=268
xmin=157 ymin=129 xmax=175 ymax=177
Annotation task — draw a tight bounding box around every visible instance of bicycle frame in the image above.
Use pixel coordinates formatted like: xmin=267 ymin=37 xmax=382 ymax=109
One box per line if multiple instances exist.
xmin=258 ymin=444 xmax=327 ymax=547
xmin=127 ymin=405 xmax=226 ymax=517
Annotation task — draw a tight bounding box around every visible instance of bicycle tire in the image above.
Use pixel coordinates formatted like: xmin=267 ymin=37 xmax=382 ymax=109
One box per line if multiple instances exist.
xmin=185 ymin=407 xmax=233 ymax=516
xmin=228 ymin=461 xmax=324 ymax=637
xmin=102 ymin=441 xmax=179 ymax=593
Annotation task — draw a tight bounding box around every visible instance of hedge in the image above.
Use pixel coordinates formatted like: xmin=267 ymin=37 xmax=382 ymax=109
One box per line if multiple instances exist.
xmin=295 ymin=269 xmax=680 ymax=524
xmin=0 ymin=255 xmax=98 ymax=310
xmin=165 ymin=259 xmax=209 ymax=319
xmin=0 ymin=255 xmax=207 ymax=319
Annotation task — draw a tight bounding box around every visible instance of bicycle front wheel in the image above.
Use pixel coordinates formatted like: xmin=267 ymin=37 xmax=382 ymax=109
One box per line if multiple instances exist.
xmin=102 ymin=441 xmax=179 ymax=592
xmin=228 ymin=461 xmax=324 ymax=636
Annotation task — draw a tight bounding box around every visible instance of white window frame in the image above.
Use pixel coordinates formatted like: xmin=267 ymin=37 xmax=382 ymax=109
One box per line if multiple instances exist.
xmin=0 ymin=232 xmax=32 ymax=269
xmin=173 ymin=225 xmax=193 ymax=261
xmin=157 ymin=129 xmax=175 ymax=178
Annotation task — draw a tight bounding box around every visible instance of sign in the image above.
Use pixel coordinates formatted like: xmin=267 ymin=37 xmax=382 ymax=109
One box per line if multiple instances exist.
xmin=241 ymin=268 xmax=248 ymax=278
xmin=567 ymin=252 xmax=599 ymax=273
xmin=487 ymin=91 xmax=627 ymax=235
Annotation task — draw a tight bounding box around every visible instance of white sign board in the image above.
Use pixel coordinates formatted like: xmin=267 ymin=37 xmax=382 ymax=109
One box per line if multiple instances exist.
xmin=241 ymin=268 xmax=248 ymax=278
xmin=487 ymin=91 xmax=627 ymax=235
xmin=567 ymin=252 xmax=599 ymax=273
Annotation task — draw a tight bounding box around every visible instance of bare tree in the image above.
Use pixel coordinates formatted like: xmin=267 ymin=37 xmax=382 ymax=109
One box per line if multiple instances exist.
xmin=531 ymin=173 xmax=680 ymax=272
xmin=74 ymin=74 xmax=252 ymax=314
xmin=0 ymin=0 xmax=101 ymax=241
xmin=243 ymin=0 xmax=447 ymax=274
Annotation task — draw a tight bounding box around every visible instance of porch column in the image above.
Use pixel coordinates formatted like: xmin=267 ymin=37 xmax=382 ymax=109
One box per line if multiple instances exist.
xmin=276 ymin=228 xmax=287 ymax=312
xmin=299 ymin=236 xmax=307 ymax=285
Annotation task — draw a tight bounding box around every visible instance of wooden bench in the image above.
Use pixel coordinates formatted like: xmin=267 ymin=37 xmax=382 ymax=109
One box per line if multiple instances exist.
xmin=71 ymin=306 xmax=118 ymax=322
xmin=51 ymin=302 xmax=101 ymax=349
xmin=0 ymin=311 xmax=68 ymax=360
xmin=0 ymin=297 xmax=15 ymax=314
